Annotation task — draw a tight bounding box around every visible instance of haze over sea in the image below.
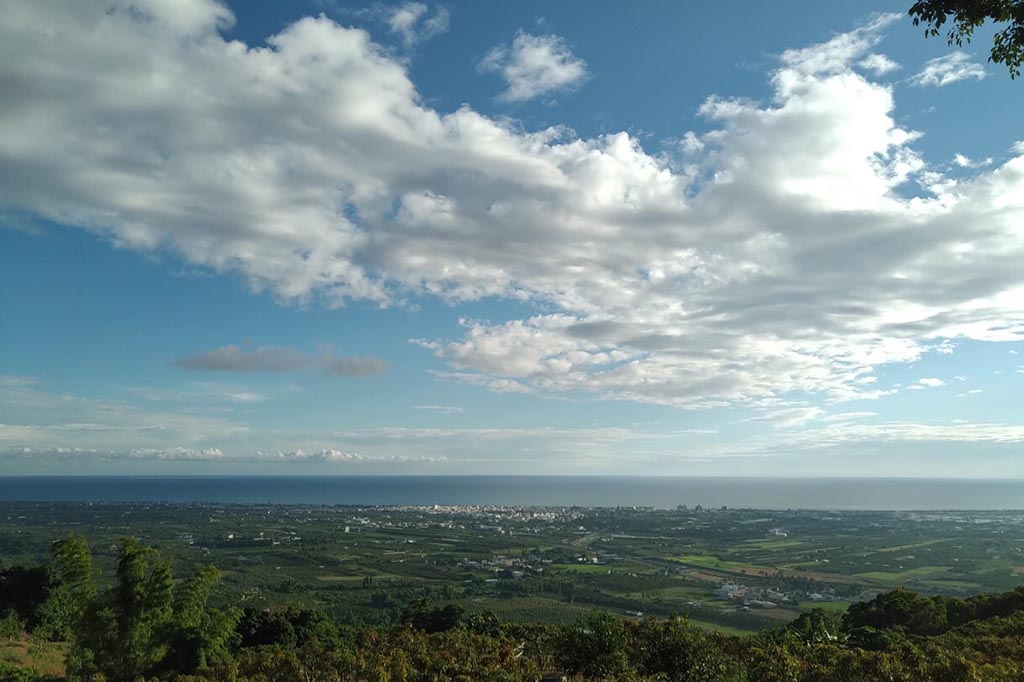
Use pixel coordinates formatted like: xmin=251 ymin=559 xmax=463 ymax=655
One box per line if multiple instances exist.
xmin=2 ymin=477 xmax=1024 ymax=511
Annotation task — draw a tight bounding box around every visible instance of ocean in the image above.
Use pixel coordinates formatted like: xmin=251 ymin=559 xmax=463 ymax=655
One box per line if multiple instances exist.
xmin=0 ymin=476 xmax=1023 ymax=510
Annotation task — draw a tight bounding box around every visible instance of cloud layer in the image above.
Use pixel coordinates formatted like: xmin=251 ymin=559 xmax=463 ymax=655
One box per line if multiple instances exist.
xmin=1 ymin=3 xmax=1022 ymax=420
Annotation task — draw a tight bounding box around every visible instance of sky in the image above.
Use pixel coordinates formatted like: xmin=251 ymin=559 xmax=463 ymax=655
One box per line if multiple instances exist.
xmin=1 ymin=0 xmax=1022 ymax=477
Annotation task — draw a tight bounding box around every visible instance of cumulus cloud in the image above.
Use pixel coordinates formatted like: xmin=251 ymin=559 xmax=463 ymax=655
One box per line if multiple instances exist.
xmin=910 ymin=52 xmax=986 ymax=87
xmin=0 ymin=445 xmax=445 ymax=465
xmin=1 ymin=4 xmax=1023 ymax=416
xmin=479 ymin=31 xmax=588 ymax=102
xmin=0 ymin=446 xmax=226 ymax=462
xmin=176 ymin=345 xmax=387 ymax=377
xmin=917 ymin=377 xmax=946 ymax=388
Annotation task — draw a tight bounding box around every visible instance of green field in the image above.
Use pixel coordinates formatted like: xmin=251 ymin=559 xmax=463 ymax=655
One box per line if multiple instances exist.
xmin=798 ymin=600 xmax=851 ymax=612
xmin=2 ymin=502 xmax=1021 ymax=638
xmin=856 ymin=566 xmax=951 ymax=582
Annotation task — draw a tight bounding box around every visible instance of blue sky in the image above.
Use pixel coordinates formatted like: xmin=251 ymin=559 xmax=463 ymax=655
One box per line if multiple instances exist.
xmin=1 ymin=0 xmax=1022 ymax=476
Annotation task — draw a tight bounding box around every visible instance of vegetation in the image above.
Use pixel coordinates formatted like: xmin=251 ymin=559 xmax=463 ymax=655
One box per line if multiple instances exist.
xmin=4 ymin=536 xmax=1024 ymax=680
xmin=909 ymin=0 xmax=1024 ymax=77
xmin=3 ymin=503 xmax=1024 ymax=679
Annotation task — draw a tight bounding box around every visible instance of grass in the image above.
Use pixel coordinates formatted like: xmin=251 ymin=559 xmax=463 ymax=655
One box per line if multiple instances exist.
xmin=671 ymin=555 xmax=777 ymax=575
xmin=684 ymin=619 xmax=756 ymax=636
xmin=641 ymin=585 xmax=707 ymax=600
xmin=798 ymin=600 xmax=851 ymax=612
xmin=918 ymin=579 xmax=984 ymax=591
xmin=756 ymin=608 xmax=802 ymax=622
xmin=874 ymin=539 xmax=951 ymax=553
xmin=856 ymin=566 xmax=950 ymax=582
xmin=739 ymin=539 xmax=806 ymax=550
xmin=0 ymin=637 xmax=68 ymax=677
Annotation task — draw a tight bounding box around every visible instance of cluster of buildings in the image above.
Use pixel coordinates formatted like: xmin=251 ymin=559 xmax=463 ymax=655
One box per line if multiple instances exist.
xmin=458 ymin=553 xmax=549 ymax=579
xmin=714 ymin=582 xmax=836 ymax=609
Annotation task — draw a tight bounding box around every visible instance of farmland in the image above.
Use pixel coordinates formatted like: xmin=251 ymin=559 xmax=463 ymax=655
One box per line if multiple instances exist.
xmin=2 ymin=502 xmax=1023 ymax=635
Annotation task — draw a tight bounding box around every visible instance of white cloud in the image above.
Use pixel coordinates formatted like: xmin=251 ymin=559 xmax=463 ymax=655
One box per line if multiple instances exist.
xmin=479 ymin=31 xmax=588 ymax=102
xmin=1 ymin=4 xmax=1023 ymax=416
xmin=859 ymin=53 xmax=900 ymax=75
xmin=917 ymin=377 xmax=946 ymax=388
xmin=779 ymin=13 xmax=900 ymax=76
xmin=794 ymin=420 xmax=1024 ymax=445
xmin=322 ymin=1 xmax=449 ymax=47
xmin=910 ymin=53 xmax=986 ymax=87
xmin=413 ymin=404 xmax=464 ymax=414
xmin=385 ymin=2 xmax=449 ymax=47
xmin=0 ymin=375 xmax=703 ymax=471
xmin=129 ymin=384 xmax=270 ymax=404
xmin=746 ymin=406 xmax=825 ymax=428
xmin=820 ymin=411 xmax=877 ymax=423
xmin=0 ymin=375 xmax=248 ymax=454
xmin=954 ymin=153 xmax=993 ymax=169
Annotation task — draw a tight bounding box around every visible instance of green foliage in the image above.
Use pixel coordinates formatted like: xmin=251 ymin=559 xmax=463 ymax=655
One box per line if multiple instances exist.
xmin=161 ymin=565 xmax=241 ymax=675
xmin=465 ymin=610 xmax=501 ymax=637
xmin=0 ymin=613 xmax=24 ymax=642
xmin=909 ymin=0 xmax=1024 ymax=77
xmin=9 ymin=521 xmax=1024 ymax=682
xmin=67 ymin=538 xmax=240 ymax=682
xmin=0 ymin=567 xmax=50 ymax=631
xmin=36 ymin=536 xmax=95 ymax=641
xmin=399 ymin=598 xmax=465 ymax=634
xmin=788 ymin=608 xmax=843 ymax=644
xmin=554 ymin=612 xmax=632 ymax=680
xmin=237 ymin=609 xmax=298 ymax=649
xmin=631 ymin=616 xmax=731 ymax=682
xmin=0 ymin=661 xmax=44 ymax=682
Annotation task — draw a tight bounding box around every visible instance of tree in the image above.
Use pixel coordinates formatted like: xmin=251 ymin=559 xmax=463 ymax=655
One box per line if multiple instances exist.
xmin=37 ymin=535 xmax=95 ymax=640
xmin=788 ymin=608 xmax=844 ymax=644
xmin=399 ymin=598 xmax=465 ymax=634
xmin=844 ymin=588 xmax=948 ymax=636
xmin=0 ymin=566 xmax=50 ymax=631
xmin=69 ymin=537 xmax=175 ymax=681
xmin=67 ymin=538 xmax=239 ymax=682
xmin=909 ymin=0 xmax=1024 ymax=77
xmin=161 ymin=564 xmax=240 ymax=674
xmin=632 ymin=617 xmax=730 ymax=682
xmin=553 ymin=612 xmax=631 ymax=680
